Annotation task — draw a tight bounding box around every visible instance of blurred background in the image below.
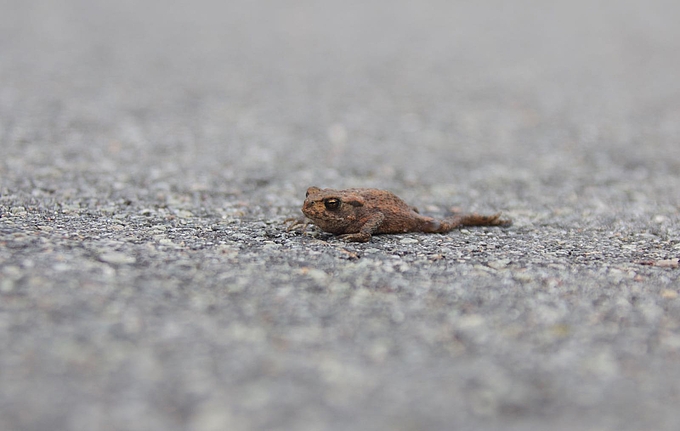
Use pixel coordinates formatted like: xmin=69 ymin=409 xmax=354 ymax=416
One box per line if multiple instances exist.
xmin=3 ymin=0 xmax=679 ymax=195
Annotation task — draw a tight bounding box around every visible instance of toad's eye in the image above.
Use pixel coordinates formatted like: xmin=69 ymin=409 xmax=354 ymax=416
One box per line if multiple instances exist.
xmin=324 ymin=198 xmax=341 ymax=210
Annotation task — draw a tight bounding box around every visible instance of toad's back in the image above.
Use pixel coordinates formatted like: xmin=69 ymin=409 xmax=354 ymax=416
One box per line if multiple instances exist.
xmin=349 ymin=189 xmax=435 ymax=233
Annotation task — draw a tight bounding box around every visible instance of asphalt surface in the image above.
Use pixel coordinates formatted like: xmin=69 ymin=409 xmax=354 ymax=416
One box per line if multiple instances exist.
xmin=2 ymin=1 xmax=680 ymax=430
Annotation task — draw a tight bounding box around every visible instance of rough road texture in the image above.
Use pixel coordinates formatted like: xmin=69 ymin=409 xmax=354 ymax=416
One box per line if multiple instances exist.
xmin=1 ymin=1 xmax=680 ymax=430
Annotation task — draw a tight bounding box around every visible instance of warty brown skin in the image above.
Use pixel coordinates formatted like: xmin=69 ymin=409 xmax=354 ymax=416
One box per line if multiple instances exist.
xmin=300 ymin=186 xmax=511 ymax=242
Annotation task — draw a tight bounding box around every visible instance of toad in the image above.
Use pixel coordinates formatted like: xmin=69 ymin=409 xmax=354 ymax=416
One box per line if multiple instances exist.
xmin=296 ymin=186 xmax=511 ymax=242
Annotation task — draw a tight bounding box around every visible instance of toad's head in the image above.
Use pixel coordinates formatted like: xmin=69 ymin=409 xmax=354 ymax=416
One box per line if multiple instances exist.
xmin=301 ymin=186 xmax=365 ymax=234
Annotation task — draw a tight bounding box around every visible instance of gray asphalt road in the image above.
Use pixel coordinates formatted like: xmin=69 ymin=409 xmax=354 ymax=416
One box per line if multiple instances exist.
xmin=2 ymin=1 xmax=680 ymax=430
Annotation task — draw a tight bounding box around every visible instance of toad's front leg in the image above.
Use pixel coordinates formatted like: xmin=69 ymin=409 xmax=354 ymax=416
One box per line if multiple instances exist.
xmin=337 ymin=213 xmax=385 ymax=243
xmin=284 ymin=216 xmax=312 ymax=232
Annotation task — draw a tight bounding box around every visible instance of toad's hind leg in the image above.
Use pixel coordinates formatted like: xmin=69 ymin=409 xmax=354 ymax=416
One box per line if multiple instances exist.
xmin=426 ymin=213 xmax=512 ymax=233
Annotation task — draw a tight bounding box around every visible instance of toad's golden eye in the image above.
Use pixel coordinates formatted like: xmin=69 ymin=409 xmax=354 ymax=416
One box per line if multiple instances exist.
xmin=324 ymin=198 xmax=341 ymax=210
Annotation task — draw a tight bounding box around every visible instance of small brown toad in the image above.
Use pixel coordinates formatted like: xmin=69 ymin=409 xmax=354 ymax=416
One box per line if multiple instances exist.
xmin=298 ymin=186 xmax=511 ymax=242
